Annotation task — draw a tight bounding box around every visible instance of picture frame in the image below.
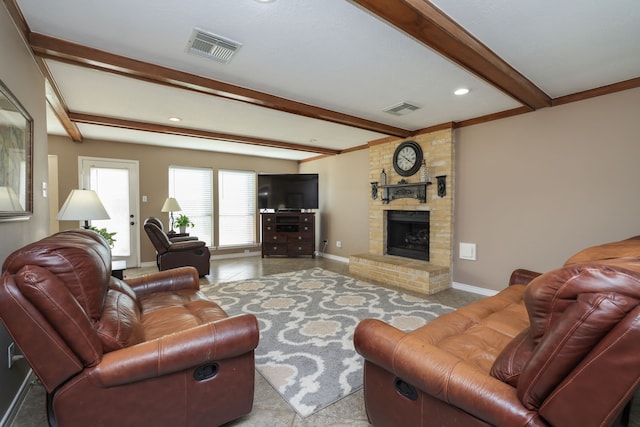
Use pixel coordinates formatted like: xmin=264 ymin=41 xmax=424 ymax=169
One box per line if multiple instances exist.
xmin=0 ymin=79 xmax=33 ymax=220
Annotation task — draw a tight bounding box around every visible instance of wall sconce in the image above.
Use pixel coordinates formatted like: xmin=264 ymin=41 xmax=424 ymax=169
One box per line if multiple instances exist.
xmin=370 ymin=182 xmax=378 ymax=200
xmin=57 ymin=189 xmax=110 ymax=228
xmin=161 ymin=197 xmax=182 ymax=233
xmin=436 ymin=176 xmax=447 ymax=198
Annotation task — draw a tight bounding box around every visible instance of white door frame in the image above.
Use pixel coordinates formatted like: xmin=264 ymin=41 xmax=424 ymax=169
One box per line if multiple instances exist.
xmin=79 ymin=156 xmax=141 ymax=267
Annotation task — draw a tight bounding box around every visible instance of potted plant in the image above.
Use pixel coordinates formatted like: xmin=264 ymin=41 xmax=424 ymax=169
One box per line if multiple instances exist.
xmin=88 ymin=226 xmax=117 ymax=248
xmin=174 ymin=214 xmax=194 ymax=234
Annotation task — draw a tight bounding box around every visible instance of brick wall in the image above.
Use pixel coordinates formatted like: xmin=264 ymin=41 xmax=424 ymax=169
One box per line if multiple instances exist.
xmin=369 ymin=128 xmax=454 ymax=267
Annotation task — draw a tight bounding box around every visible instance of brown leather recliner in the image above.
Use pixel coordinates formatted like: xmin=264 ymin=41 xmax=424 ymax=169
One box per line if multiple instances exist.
xmin=0 ymin=229 xmax=259 ymax=427
xmin=144 ymin=221 xmax=210 ymax=276
xmin=144 ymin=217 xmax=198 ymax=242
xmin=354 ymin=236 xmax=640 ymax=427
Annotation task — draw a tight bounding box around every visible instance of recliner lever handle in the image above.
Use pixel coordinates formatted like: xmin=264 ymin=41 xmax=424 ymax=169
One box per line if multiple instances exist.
xmin=194 ymin=363 xmax=219 ymax=381
xmin=395 ymin=378 xmax=418 ymax=400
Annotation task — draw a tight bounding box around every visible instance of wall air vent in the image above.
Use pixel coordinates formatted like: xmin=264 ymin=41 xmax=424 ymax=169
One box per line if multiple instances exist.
xmin=186 ymin=28 xmax=242 ymax=64
xmin=383 ymin=102 xmax=421 ymax=116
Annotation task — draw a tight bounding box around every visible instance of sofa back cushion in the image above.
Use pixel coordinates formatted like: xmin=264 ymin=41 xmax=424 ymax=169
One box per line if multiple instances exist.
xmin=95 ymin=279 xmax=144 ymax=352
xmin=144 ymin=222 xmax=172 ymax=254
xmin=564 ymin=235 xmax=640 ymax=266
xmin=489 ymin=327 xmax=535 ymax=387
xmin=515 ymin=260 xmax=640 ymax=409
xmin=2 ymin=229 xmax=111 ymax=320
xmin=15 ymin=264 xmax=103 ymax=366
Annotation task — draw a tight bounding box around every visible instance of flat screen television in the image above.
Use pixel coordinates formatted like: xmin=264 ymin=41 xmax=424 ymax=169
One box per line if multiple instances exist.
xmin=258 ymin=173 xmax=319 ymax=211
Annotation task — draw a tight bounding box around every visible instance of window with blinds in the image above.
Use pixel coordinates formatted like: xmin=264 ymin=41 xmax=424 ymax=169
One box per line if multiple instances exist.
xmin=169 ymin=166 xmax=213 ymax=247
xmin=218 ymin=169 xmax=256 ymax=246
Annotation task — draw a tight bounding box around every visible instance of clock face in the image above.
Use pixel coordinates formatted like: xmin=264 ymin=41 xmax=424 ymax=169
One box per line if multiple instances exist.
xmin=393 ymin=141 xmax=423 ymax=176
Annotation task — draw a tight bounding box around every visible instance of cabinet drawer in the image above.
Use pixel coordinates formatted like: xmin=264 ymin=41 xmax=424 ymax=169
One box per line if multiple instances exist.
xmin=299 ymin=224 xmax=313 ymax=233
xmin=288 ymin=242 xmax=314 ymax=255
xmin=263 ymin=232 xmax=286 ymax=242
xmin=291 ymin=234 xmax=312 ymax=242
xmin=264 ymin=243 xmax=288 ymax=255
xmin=300 ymin=214 xmax=314 ymax=224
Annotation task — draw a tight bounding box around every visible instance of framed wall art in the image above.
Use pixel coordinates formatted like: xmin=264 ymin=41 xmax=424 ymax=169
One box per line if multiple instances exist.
xmin=0 ymin=79 xmax=33 ymax=220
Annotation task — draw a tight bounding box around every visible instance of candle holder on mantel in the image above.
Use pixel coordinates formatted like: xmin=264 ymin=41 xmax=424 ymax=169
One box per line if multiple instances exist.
xmin=436 ymin=175 xmax=447 ymax=197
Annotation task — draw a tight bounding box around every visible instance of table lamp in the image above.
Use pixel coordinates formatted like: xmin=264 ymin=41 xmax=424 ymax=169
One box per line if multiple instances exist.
xmin=57 ymin=189 xmax=110 ymax=229
xmin=161 ymin=197 xmax=182 ymax=234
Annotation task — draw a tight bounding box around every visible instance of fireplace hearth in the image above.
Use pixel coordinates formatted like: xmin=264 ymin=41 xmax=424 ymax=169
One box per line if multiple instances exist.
xmin=386 ymin=210 xmax=429 ymax=261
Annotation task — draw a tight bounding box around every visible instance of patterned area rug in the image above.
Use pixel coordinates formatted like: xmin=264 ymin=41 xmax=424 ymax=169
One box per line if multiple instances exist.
xmin=202 ymin=268 xmax=452 ymax=417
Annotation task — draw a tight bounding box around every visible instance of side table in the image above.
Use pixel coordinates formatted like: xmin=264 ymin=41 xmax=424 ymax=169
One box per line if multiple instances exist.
xmin=111 ymin=260 xmax=126 ymax=279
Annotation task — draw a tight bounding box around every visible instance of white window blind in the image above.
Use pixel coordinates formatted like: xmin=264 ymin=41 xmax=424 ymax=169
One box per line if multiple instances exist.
xmin=169 ymin=166 xmax=213 ymax=247
xmin=218 ymin=169 xmax=256 ymax=246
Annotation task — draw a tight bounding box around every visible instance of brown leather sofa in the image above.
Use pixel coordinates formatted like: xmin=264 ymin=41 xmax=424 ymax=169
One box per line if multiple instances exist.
xmin=144 ymin=220 xmax=211 ymax=276
xmin=0 ymin=229 xmax=259 ymax=427
xmin=354 ymin=236 xmax=640 ymax=427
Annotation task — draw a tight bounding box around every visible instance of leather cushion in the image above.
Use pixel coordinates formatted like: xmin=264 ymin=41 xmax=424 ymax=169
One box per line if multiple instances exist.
xmin=15 ymin=264 xmax=103 ymax=366
xmin=564 ymin=235 xmax=640 ymax=266
xmin=2 ymin=229 xmax=111 ymax=320
xmin=94 ymin=280 xmax=144 ymax=352
xmin=490 ymin=327 xmax=535 ymax=387
xmin=518 ymin=292 xmax=638 ymax=409
xmin=139 ymin=290 xmax=228 ymax=341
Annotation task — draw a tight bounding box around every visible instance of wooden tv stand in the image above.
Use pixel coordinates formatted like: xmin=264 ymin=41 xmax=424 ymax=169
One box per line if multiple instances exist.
xmin=261 ymin=212 xmax=315 ymax=258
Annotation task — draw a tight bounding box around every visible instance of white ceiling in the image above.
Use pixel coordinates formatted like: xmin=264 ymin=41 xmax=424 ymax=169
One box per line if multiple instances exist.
xmin=14 ymin=0 xmax=640 ymax=160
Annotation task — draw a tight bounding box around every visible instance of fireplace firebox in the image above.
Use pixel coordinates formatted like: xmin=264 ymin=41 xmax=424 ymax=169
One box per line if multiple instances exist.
xmin=386 ymin=210 xmax=429 ymax=261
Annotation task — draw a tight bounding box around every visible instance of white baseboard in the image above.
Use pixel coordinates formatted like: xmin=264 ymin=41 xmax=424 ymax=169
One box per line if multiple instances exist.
xmin=452 ymin=281 xmax=498 ymax=297
xmin=210 ymin=251 xmax=261 ymax=260
xmin=317 ymin=252 xmax=350 ymax=263
xmin=138 ymin=261 xmax=156 ymax=269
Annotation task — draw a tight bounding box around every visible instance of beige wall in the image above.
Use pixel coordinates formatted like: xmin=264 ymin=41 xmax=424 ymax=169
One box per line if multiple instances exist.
xmin=49 ymin=135 xmax=298 ymax=264
xmin=301 ymin=87 xmax=640 ymax=292
xmin=453 ymin=87 xmax=640 ymax=290
xmin=299 ymin=149 xmax=370 ymax=258
xmin=0 ymin=5 xmax=49 ymax=421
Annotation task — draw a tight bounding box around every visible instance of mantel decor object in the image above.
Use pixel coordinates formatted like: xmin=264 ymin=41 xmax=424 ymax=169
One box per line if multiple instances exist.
xmin=0 ymin=79 xmax=33 ymax=221
xmin=436 ymin=175 xmax=447 ymax=197
xmin=393 ymin=141 xmax=423 ymax=177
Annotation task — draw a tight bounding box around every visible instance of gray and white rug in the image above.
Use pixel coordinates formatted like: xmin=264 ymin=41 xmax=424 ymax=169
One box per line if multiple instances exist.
xmin=203 ymin=267 xmax=452 ymax=417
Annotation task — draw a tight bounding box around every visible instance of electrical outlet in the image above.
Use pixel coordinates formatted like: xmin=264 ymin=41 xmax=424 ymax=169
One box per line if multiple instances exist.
xmin=336 ymin=241 xmax=342 ymax=248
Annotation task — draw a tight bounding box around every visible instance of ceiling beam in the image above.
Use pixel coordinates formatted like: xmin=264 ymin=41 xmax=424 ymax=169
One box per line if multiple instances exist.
xmin=29 ymin=33 xmax=411 ymax=139
xmin=350 ymin=0 xmax=552 ymax=110
xmin=2 ymin=0 xmax=82 ymax=142
xmin=68 ymin=112 xmax=340 ymax=155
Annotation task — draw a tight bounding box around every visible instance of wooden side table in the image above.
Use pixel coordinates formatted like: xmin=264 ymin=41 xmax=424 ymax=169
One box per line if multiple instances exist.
xmin=111 ymin=260 xmax=126 ymax=279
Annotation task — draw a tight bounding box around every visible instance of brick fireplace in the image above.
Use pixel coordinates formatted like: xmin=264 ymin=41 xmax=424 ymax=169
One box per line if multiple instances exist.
xmin=349 ymin=127 xmax=454 ymax=295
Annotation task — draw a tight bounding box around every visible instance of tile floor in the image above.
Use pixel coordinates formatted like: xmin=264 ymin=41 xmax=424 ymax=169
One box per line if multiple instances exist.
xmin=9 ymin=256 xmax=639 ymax=426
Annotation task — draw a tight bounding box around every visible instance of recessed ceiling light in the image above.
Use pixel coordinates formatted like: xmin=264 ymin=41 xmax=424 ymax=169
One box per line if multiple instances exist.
xmin=454 ymin=88 xmax=470 ymax=96
xmin=254 ymin=0 xmax=275 ymax=3
xmin=169 ymin=117 xmax=182 ymax=122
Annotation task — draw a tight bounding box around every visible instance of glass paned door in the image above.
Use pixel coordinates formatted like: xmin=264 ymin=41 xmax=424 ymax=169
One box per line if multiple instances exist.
xmin=80 ymin=157 xmax=140 ymax=267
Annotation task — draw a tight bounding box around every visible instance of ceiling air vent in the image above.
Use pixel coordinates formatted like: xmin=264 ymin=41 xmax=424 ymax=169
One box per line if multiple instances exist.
xmin=383 ymin=102 xmax=420 ymax=116
xmin=186 ymin=28 xmax=242 ymax=64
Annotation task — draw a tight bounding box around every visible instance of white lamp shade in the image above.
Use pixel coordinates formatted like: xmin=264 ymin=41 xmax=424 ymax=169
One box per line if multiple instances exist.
xmin=0 ymin=186 xmax=23 ymax=211
xmin=57 ymin=189 xmax=110 ymax=221
xmin=161 ymin=197 xmax=182 ymax=212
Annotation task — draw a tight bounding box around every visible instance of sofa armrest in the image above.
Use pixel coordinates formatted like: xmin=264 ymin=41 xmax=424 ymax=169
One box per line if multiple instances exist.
xmin=168 ymin=240 xmax=207 ymax=252
xmin=509 ymin=269 xmax=542 ymax=286
xmin=125 ymin=266 xmax=200 ymax=296
xmin=87 ymin=314 xmax=259 ymax=387
xmin=355 ymin=319 xmax=539 ymax=426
